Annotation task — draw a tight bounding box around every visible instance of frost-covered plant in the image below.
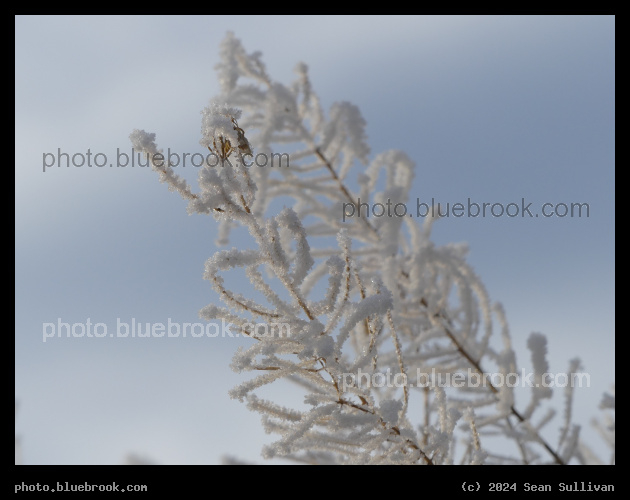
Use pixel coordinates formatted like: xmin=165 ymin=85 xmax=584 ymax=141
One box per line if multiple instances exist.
xmin=131 ymin=33 xmax=613 ymax=465
xmin=577 ymin=387 xmax=615 ymax=465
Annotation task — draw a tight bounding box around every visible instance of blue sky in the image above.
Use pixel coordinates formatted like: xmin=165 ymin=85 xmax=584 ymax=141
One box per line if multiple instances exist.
xmin=15 ymin=15 xmax=614 ymax=464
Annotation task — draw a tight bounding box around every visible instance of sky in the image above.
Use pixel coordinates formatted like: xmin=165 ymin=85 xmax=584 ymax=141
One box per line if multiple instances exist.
xmin=15 ymin=15 xmax=614 ymax=464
